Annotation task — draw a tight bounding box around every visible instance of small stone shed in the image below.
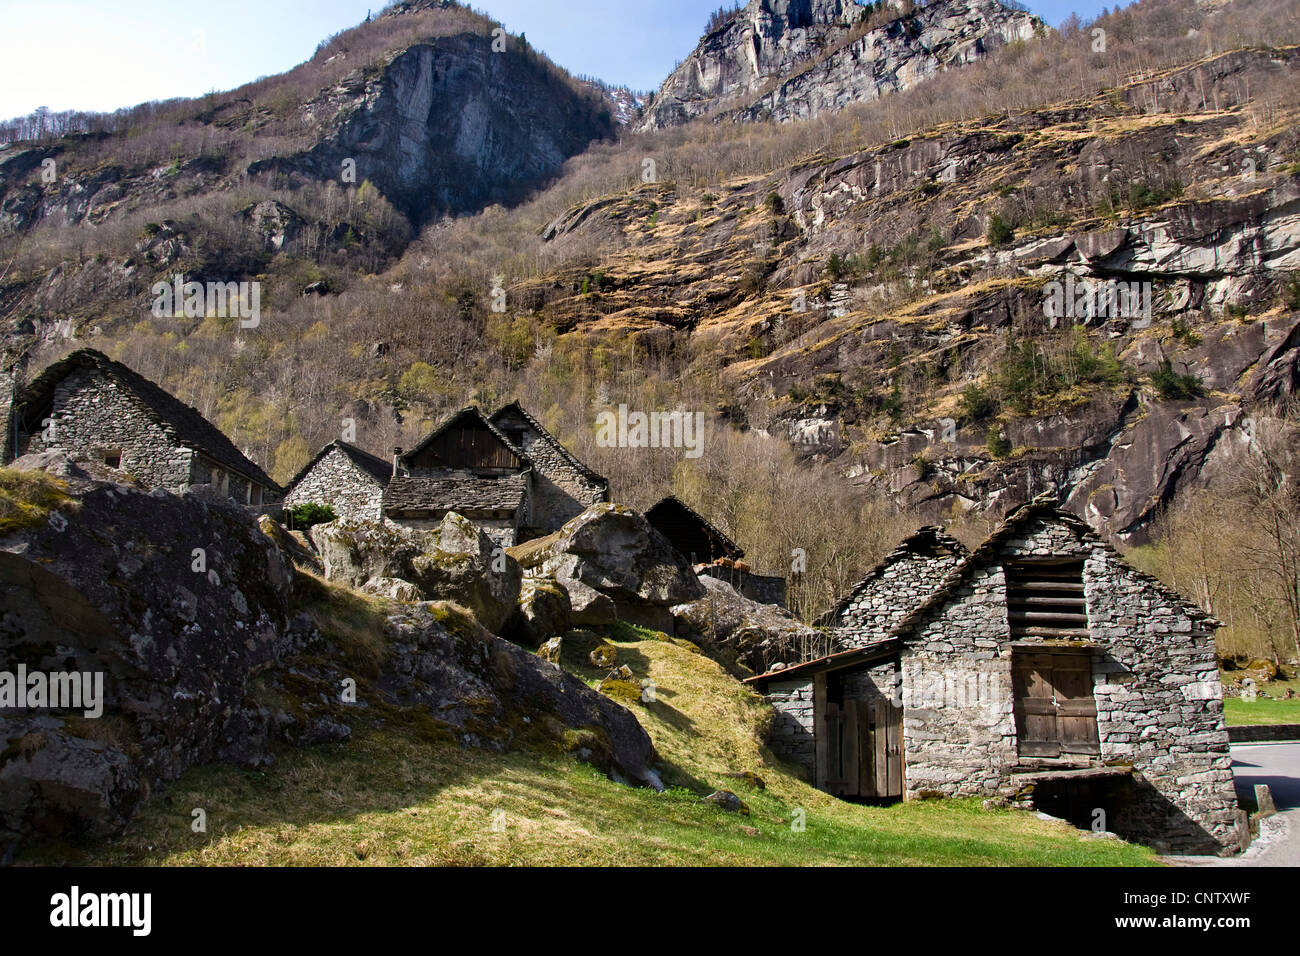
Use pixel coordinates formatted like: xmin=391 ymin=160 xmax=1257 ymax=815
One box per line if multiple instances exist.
xmin=282 ymin=440 xmax=392 ymax=522
xmin=750 ymin=496 xmax=1241 ymax=853
xmin=5 ymin=348 xmax=279 ymax=507
xmin=646 ymin=495 xmax=787 ymax=606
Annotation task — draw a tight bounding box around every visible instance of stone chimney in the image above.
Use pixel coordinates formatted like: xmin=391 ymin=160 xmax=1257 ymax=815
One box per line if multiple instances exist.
xmin=392 ymin=447 xmax=403 ymax=478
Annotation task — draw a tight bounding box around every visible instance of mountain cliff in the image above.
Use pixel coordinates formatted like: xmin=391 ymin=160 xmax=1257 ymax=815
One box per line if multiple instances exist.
xmin=0 ymin=1 xmax=613 ymax=242
xmin=638 ymin=0 xmax=1042 ymax=130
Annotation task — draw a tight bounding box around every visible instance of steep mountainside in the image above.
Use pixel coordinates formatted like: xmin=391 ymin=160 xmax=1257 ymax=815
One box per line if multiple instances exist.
xmin=248 ymin=33 xmax=613 ymax=226
xmin=540 ymin=47 xmax=1300 ymax=541
xmin=0 ymin=0 xmax=1298 ymax=627
xmin=639 ymin=0 xmax=1042 ymax=130
xmin=0 ymin=0 xmax=612 ymax=244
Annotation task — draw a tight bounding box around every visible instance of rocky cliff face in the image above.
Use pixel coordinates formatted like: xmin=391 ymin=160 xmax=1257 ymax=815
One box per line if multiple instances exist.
xmin=638 ymin=0 xmax=1041 ymax=131
xmin=251 ymin=34 xmax=613 ymax=226
xmin=0 ymin=19 xmax=612 ymax=240
xmin=534 ymin=47 xmax=1300 ymax=542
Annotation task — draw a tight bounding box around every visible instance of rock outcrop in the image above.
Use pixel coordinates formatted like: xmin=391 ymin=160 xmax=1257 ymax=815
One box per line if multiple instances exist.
xmin=510 ymin=504 xmax=706 ymax=633
xmin=309 ymin=513 xmax=523 ymax=631
xmin=1 ymin=475 xmax=296 ymax=859
xmin=250 ymin=32 xmax=612 ymax=227
xmin=0 ymin=472 xmax=658 ymax=859
xmin=502 ymin=577 xmax=572 ymax=646
xmin=638 ymin=0 xmax=1041 ymax=131
xmin=673 ymin=575 xmax=828 ymax=673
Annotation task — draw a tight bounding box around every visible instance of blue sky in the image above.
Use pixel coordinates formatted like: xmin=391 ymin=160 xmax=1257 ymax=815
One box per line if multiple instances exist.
xmin=0 ymin=0 xmax=1115 ymax=120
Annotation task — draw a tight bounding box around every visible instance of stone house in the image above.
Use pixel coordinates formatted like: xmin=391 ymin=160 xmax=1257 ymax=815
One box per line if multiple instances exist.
xmin=645 ymin=495 xmax=743 ymax=564
xmin=385 ymin=406 xmax=531 ymax=546
xmin=489 ymin=401 xmax=609 ymax=535
xmin=282 ymin=440 xmax=392 ymax=522
xmin=5 ymin=348 xmax=279 ymax=507
xmin=749 ymin=496 xmax=1241 ymax=854
xmin=285 ymin=403 xmax=608 ymax=548
xmin=646 ymin=495 xmax=787 ymax=606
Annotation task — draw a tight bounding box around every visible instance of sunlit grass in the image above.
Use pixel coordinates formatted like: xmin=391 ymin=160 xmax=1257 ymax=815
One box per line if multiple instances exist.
xmin=26 ymin=622 xmax=1157 ymax=866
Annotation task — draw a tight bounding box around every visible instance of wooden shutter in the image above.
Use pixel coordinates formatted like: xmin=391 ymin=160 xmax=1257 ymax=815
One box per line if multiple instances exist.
xmin=1005 ymin=560 xmax=1088 ymax=639
xmin=1012 ymin=650 xmax=1100 ymax=758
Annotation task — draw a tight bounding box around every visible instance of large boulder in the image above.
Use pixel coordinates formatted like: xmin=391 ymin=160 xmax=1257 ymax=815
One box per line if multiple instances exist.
xmin=408 ymin=513 xmax=522 ymax=632
xmin=308 ymin=517 xmax=430 ymax=589
xmin=309 ymin=513 xmax=522 ymax=632
xmin=511 ymin=504 xmax=705 ymax=631
xmin=384 ymin=603 xmax=659 ymax=788
xmin=1 ymin=475 xmax=297 ymax=860
xmin=502 ymin=577 xmax=572 ymax=647
xmin=257 ymin=514 xmax=322 ymax=575
xmin=672 ymin=575 xmax=827 ymax=674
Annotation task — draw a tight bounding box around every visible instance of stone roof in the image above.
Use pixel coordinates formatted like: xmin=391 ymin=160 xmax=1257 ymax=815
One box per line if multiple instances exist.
xmin=382 ymin=473 xmax=528 ymax=516
xmin=16 ymin=348 xmax=277 ymax=490
xmin=816 ymin=525 xmax=968 ymax=626
xmin=401 ymin=406 xmax=531 ymax=468
xmin=644 ymin=495 xmax=744 ymax=560
xmin=285 ymin=439 xmax=392 ymax=492
xmin=490 ymin=400 xmax=608 ymax=486
xmin=886 ymin=493 xmax=1220 ymax=643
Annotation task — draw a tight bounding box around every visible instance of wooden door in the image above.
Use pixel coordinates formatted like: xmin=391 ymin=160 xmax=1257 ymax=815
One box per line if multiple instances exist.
xmin=819 ymin=697 xmax=902 ymax=798
xmin=862 ymin=698 xmax=903 ymax=798
xmin=1012 ymin=650 xmax=1100 ymax=758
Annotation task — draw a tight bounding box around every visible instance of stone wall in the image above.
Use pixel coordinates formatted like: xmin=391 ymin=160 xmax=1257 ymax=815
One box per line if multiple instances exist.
xmin=0 ymin=358 xmax=17 ymax=462
xmin=898 ymin=516 xmax=1238 ymax=852
xmin=18 ymin=367 xmax=194 ymax=491
xmin=698 ymin=564 xmax=788 ymax=607
xmin=191 ymin=452 xmax=261 ymax=506
xmin=494 ymin=408 xmax=607 ymax=533
xmin=284 ymin=446 xmax=385 ymax=522
xmin=390 ymin=513 xmax=520 ymax=548
xmin=766 ymin=678 xmax=815 ymax=772
xmin=842 ymin=661 xmax=898 ymax=705
xmin=832 ymin=548 xmax=964 ymax=648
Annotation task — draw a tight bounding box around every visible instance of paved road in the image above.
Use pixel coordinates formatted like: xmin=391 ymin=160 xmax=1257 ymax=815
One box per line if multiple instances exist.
xmin=1215 ymin=742 xmax=1300 ymax=866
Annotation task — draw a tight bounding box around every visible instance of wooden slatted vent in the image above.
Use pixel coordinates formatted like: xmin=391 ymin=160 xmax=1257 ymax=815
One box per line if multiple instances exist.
xmin=1005 ymin=559 xmax=1089 ymax=639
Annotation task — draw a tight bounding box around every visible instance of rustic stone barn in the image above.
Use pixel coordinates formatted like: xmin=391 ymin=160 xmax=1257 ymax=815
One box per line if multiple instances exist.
xmin=5 ymin=348 xmax=279 ymax=507
xmin=489 ymin=401 xmax=610 ymax=535
xmin=282 ymin=440 xmax=392 ymax=522
xmin=645 ymin=495 xmax=787 ymax=606
xmin=750 ymin=496 xmax=1241 ymax=854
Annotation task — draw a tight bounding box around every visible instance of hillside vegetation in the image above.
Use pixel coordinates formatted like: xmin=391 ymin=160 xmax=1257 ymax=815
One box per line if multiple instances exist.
xmin=27 ymin=619 xmax=1154 ymax=866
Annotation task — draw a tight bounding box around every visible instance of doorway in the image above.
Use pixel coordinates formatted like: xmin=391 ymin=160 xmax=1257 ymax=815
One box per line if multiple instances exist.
xmin=816 ymin=669 xmax=903 ymax=800
xmin=1012 ymin=649 xmax=1100 ymax=758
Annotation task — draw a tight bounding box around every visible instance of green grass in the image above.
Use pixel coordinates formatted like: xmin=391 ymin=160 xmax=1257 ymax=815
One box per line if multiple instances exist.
xmin=0 ymin=467 xmax=72 ymax=535
xmin=1224 ymin=681 xmax=1300 ymax=726
xmin=21 ymin=613 xmax=1158 ymax=866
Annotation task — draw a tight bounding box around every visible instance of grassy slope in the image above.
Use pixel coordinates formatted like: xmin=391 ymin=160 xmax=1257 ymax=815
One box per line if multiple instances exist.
xmin=33 ymin=621 xmax=1156 ymax=866
xmin=1224 ymin=680 xmax=1300 ymax=726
